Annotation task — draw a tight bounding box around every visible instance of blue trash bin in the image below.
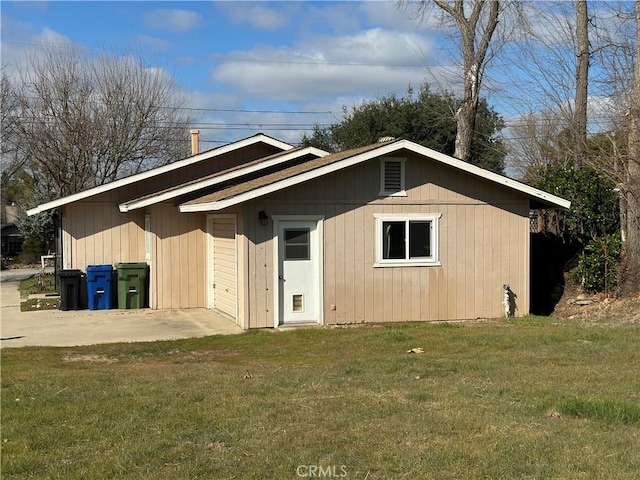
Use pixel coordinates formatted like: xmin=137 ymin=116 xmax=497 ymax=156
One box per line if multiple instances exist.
xmin=86 ymin=264 xmax=114 ymax=310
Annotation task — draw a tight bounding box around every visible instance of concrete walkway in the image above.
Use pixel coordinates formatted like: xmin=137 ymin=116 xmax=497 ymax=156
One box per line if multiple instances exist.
xmin=0 ymin=270 xmax=244 ymax=348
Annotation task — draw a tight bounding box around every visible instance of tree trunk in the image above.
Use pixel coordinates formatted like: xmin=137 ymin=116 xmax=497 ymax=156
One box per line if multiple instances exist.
xmin=433 ymin=0 xmax=500 ymax=163
xmin=620 ymin=1 xmax=640 ymax=295
xmin=574 ymin=0 xmax=589 ymax=166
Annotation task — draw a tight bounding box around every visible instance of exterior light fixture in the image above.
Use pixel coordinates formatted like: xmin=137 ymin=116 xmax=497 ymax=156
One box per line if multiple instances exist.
xmin=258 ymin=210 xmax=269 ymax=225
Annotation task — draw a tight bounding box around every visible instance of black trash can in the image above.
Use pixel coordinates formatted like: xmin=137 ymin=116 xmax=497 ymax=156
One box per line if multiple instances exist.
xmin=58 ymin=269 xmax=84 ymax=311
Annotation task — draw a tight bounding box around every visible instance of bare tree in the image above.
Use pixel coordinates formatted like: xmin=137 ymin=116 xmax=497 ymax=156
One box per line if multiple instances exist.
xmin=399 ymin=0 xmax=503 ymax=162
xmin=507 ymin=1 xmax=639 ymax=295
xmin=1 ymin=69 xmax=23 ymax=184
xmin=620 ymin=1 xmax=640 ymax=294
xmin=574 ymin=0 xmax=589 ymax=164
xmin=7 ymin=46 xmax=191 ymax=204
xmin=508 ymin=109 xmax=574 ymax=180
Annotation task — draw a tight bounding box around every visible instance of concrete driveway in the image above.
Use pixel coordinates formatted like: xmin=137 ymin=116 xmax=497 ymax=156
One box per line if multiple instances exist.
xmin=0 ymin=269 xmax=243 ymax=348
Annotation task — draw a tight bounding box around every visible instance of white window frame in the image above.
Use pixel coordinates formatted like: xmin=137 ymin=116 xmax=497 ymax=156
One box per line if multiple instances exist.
xmin=379 ymin=157 xmax=407 ymax=197
xmin=374 ymin=213 xmax=441 ymax=267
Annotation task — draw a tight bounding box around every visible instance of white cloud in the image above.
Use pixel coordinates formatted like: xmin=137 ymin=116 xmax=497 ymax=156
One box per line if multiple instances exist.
xmin=135 ymin=35 xmax=172 ymax=51
xmin=211 ymin=28 xmax=434 ymax=102
xmin=144 ymin=9 xmax=202 ymax=33
xmin=360 ymin=1 xmax=439 ymax=31
xmin=217 ymin=2 xmax=290 ymax=30
xmin=0 ymin=20 xmax=74 ymax=79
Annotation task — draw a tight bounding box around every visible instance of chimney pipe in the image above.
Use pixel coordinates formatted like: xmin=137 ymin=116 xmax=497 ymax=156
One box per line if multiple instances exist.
xmin=190 ymin=129 xmax=200 ymax=155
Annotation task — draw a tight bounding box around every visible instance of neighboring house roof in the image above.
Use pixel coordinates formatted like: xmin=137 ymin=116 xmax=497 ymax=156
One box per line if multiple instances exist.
xmin=27 ymin=133 xmax=295 ymax=216
xmin=180 ymin=138 xmax=571 ymax=212
xmin=118 ymin=146 xmax=328 ymax=212
xmin=1 ymin=223 xmax=22 ymax=235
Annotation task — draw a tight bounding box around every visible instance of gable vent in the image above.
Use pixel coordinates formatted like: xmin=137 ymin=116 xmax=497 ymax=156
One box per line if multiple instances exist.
xmin=384 ymin=161 xmax=402 ymax=191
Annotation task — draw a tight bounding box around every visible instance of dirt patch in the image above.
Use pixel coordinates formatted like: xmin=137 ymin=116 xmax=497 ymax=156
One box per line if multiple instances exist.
xmin=552 ymin=276 xmax=640 ymax=326
xmin=204 ymin=440 xmax=231 ymax=451
xmin=62 ymin=354 xmax=118 ymax=364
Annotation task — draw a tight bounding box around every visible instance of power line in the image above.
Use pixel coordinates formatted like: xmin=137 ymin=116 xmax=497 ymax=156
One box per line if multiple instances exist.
xmin=178 ymin=106 xmax=332 ymax=115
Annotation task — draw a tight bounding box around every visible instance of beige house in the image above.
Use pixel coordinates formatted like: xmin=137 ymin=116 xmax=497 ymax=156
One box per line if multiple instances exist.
xmin=28 ymin=134 xmax=570 ymax=329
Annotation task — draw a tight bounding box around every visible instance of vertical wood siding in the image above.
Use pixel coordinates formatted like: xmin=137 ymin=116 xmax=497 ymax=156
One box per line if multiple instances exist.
xmin=63 ymin=202 xmax=145 ymax=269
xmin=151 ymin=204 xmax=206 ymax=310
xmin=62 ymin=150 xmax=533 ymax=325
xmin=63 ymin=200 xmax=206 ymax=310
xmin=240 ymin=152 xmax=531 ymax=328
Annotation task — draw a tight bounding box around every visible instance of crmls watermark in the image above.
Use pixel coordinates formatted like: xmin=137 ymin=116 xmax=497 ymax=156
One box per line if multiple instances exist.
xmin=296 ymin=464 xmax=348 ymax=478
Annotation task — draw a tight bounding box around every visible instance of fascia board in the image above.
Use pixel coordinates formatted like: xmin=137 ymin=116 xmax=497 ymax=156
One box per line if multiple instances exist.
xmin=119 ymin=146 xmax=328 ymax=212
xmin=403 ymin=141 xmax=571 ymax=209
xmin=26 ymin=134 xmax=295 ymax=216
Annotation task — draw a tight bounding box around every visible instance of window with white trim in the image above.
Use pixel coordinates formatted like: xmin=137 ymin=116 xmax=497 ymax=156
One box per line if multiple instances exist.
xmin=374 ymin=214 xmax=441 ymax=266
xmin=379 ymin=157 xmax=406 ymax=196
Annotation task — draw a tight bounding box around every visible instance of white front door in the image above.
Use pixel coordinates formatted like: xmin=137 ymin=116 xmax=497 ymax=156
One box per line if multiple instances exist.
xmin=276 ymin=219 xmax=322 ymax=326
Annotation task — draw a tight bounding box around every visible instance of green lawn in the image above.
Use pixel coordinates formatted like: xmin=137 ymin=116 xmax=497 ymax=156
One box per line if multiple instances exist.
xmin=2 ymin=318 xmax=639 ymax=479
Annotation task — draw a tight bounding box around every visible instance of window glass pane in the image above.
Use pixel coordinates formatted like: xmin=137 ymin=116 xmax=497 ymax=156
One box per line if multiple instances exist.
xmin=285 ymin=229 xmax=309 ymax=244
xmin=409 ymin=221 xmax=431 ymax=258
xmin=382 ymin=221 xmax=405 ymax=259
xmin=284 ymin=229 xmax=310 ymax=260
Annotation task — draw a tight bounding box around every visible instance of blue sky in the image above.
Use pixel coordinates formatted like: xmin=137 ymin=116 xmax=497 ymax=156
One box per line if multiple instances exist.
xmin=2 ymin=0 xmax=450 ymax=148
xmin=2 ymin=1 xmax=630 ymax=161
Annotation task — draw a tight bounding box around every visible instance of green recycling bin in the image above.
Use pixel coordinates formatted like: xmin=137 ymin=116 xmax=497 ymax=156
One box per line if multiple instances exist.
xmin=116 ymin=262 xmax=148 ymax=309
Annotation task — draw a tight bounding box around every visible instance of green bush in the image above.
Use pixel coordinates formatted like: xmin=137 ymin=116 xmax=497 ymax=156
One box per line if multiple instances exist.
xmin=531 ymin=166 xmax=619 ymax=245
xmin=18 ymin=238 xmax=45 ymax=264
xmin=573 ymin=233 xmax=621 ymax=293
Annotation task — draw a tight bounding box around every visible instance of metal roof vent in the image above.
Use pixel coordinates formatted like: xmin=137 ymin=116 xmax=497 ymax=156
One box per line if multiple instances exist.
xmin=378 ymin=136 xmax=396 ymax=143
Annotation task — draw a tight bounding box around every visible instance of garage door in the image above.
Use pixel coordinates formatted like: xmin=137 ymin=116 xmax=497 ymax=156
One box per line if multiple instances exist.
xmin=207 ymin=215 xmax=237 ymax=319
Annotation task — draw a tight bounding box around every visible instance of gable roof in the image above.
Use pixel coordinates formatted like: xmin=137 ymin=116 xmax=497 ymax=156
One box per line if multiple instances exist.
xmin=118 ymin=146 xmax=328 ymax=212
xmin=27 ymin=133 xmax=294 ymax=216
xmin=179 ymin=139 xmax=571 ymax=212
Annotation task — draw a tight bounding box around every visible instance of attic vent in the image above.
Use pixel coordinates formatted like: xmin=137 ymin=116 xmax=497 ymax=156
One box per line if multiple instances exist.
xmin=384 ymin=161 xmax=402 ymax=191
xmin=379 ymin=158 xmax=406 ymax=196
xmin=378 ymin=136 xmax=396 ymax=143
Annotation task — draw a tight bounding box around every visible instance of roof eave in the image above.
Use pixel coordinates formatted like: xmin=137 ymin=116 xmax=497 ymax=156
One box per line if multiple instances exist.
xmin=179 ymin=139 xmax=571 ymax=212
xmin=118 ymin=146 xmax=328 ymax=212
xmin=26 ymin=133 xmax=295 ymax=216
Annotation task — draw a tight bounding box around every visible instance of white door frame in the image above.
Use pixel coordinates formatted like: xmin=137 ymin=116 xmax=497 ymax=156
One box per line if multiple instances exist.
xmin=272 ymin=215 xmax=324 ymax=328
xmin=206 ymin=213 xmax=238 ymax=320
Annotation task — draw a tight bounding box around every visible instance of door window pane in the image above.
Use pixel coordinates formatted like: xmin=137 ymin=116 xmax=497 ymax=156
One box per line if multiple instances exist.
xmin=284 ymin=229 xmax=310 ymax=260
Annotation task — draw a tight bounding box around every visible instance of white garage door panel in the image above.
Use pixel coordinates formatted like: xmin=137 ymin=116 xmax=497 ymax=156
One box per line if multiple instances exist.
xmin=209 ymin=216 xmax=237 ymax=319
